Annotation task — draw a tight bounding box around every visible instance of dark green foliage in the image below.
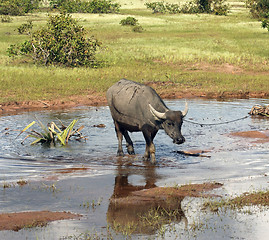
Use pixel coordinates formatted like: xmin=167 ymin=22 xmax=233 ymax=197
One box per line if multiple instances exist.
xmin=17 ymin=21 xmax=33 ymax=34
xmin=0 ymin=0 xmax=41 ymax=15
xmin=261 ymin=19 xmax=269 ymax=31
xmin=211 ymin=0 xmax=229 ymax=15
xmin=120 ymin=16 xmax=144 ymax=32
xmin=145 ymin=2 xmax=181 ymax=14
xmin=246 ymin=0 xmax=269 ymax=19
xmin=180 ymin=1 xmax=199 ymax=14
xmin=120 ymin=17 xmax=138 ymax=26
xmin=197 ymin=0 xmax=211 ymax=13
xmin=8 ymin=13 xmax=101 ymax=67
xmin=49 ymin=0 xmax=120 ymax=13
xmin=145 ymin=0 xmax=229 ymax=15
xmin=246 ymin=0 xmax=269 ymax=31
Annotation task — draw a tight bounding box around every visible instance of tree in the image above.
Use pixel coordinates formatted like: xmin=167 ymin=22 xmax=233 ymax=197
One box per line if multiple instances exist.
xmin=0 ymin=0 xmax=41 ymax=15
xmin=246 ymin=0 xmax=269 ymax=19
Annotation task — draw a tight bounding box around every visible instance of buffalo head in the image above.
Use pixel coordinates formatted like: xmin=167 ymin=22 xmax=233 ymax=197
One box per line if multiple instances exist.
xmin=149 ymin=101 xmax=188 ymax=144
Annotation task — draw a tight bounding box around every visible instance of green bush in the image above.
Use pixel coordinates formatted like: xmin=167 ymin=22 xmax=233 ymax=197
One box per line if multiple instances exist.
xmin=145 ymin=2 xmax=181 ymax=14
xmin=120 ymin=16 xmax=138 ymax=26
xmin=246 ymin=0 xmax=269 ymax=18
xmin=49 ymin=0 xmax=120 ymax=13
xmin=180 ymin=1 xmax=199 ymax=13
xmin=145 ymin=0 xmax=229 ymax=15
xmin=196 ymin=0 xmax=211 ymax=13
xmin=17 ymin=21 xmax=33 ymax=34
xmin=261 ymin=19 xmax=269 ymax=31
xmin=8 ymin=13 xmax=101 ymax=67
xmin=211 ymin=0 xmax=229 ymax=15
xmin=0 ymin=0 xmax=41 ymax=15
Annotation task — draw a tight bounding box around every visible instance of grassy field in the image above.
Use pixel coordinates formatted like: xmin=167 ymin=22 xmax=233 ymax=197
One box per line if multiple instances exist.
xmin=0 ymin=0 xmax=268 ymax=104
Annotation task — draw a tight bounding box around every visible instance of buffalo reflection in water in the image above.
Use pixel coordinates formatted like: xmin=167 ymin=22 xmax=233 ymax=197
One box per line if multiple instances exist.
xmin=107 ymin=161 xmax=187 ymax=235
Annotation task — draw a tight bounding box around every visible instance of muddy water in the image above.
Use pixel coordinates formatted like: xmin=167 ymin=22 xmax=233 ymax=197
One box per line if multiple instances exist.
xmin=0 ymin=98 xmax=269 ymax=240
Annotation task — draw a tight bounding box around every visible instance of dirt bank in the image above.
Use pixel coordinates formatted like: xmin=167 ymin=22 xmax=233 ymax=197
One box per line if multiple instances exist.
xmin=0 ymin=88 xmax=268 ymax=115
xmin=0 ymin=93 xmax=107 ymax=116
xmin=0 ymin=211 xmax=81 ymax=231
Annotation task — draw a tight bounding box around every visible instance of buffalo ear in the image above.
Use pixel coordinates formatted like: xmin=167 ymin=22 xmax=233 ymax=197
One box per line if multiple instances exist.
xmin=149 ymin=104 xmax=167 ymax=120
xmin=182 ymin=101 xmax=188 ymax=118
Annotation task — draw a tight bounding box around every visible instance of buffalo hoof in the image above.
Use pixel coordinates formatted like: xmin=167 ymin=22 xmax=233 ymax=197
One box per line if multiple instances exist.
xmin=117 ymin=151 xmax=124 ymax=157
xmin=143 ymin=155 xmax=150 ymax=161
xmin=128 ymin=151 xmax=135 ymax=155
xmin=127 ymin=146 xmax=135 ymax=155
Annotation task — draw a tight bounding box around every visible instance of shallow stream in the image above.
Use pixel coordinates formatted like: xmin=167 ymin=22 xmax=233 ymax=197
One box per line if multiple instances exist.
xmin=0 ymin=98 xmax=269 ymax=240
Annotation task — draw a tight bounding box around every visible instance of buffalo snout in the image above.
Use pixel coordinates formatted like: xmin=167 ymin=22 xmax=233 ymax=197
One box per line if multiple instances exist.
xmin=173 ymin=137 xmax=185 ymax=144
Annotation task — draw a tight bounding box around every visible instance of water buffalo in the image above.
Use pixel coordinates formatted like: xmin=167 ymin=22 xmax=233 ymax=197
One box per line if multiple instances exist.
xmin=106 ymin=79 xmax=188 ymax=163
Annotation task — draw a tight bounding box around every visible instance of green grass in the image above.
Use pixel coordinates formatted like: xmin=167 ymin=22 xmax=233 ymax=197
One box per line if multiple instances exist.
xmin=0 ymin=0 xmax=268 ymax=104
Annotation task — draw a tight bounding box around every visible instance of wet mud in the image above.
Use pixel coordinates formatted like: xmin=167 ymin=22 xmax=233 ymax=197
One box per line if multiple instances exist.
xmin=0 ymin=211 xmax=81 ymax=231
xmin=230 ymin=130 xmax=269 ymax=143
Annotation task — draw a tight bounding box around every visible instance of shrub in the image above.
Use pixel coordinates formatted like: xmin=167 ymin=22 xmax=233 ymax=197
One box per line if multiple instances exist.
xmin=8 ymin=13 xmax=101 ymax=67
xmin=211 ymin=0 xmax=229 ymax=15
xmin=261 ymin=19 xmax=269 ymax=31
xmin=145 ymin=2 xmax=181 ymax=14
xmin=1 ymin=15 xmax=12 ymax=22
xmin=145 ymin=0 xmax=229 ymax=15
xmin=0 ymin=0 xmax=41 ymax=15
xmin=49 ymin=0 xmax=120 ymax=13
xmin=17 ymin=21 xmax=33 ymax=34
xmin=120 ymin=17 xmax=138 ymax=26
xmin=246 ymin=0 xmax=269 ymax=19
xmin=180 ymin=1 xmax=199 ymax=13
xmin=196 ymin=0 xmax=211 ymax=13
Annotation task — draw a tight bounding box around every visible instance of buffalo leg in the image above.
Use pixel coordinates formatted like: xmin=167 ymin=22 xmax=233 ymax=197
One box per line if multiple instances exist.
xmin=123 ymin=131 xmax=135 ymax=155
xmin=114 ymin=121 xmax=124 ymax=156
xmin=142 ymin=130 xmax=157 ymax=163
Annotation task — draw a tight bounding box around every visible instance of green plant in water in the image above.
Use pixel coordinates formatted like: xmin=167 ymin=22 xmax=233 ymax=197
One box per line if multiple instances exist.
xmin=18 ymin=117 xmax=85 ymax=146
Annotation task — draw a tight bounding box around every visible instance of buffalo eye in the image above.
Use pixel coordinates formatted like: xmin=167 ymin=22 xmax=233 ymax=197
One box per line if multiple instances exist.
xmin=167 ymin=122 xmax=174 ymax=127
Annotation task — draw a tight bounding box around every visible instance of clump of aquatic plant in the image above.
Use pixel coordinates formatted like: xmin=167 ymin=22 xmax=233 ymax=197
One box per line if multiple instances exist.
xmin=249 ymin=104 xmax=269 ymax=117
xmin=17 ymin=117 xmax=86 ymax=146
xmin=203 ymin=189 xmax=269 ymax=213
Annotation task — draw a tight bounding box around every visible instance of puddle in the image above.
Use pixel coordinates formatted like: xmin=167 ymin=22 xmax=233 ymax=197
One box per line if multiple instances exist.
xmin=0 ymin=98 xmax=269 ymax=239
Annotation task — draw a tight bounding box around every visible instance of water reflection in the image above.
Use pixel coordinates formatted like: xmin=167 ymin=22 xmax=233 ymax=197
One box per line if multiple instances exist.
xmin=107 ymin=159 xmax=187 ymax=235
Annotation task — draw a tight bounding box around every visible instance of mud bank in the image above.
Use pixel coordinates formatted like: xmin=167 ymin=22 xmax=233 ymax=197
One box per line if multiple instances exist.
xmin=0 ymin=89 xmax=268 ymax=115
xmin=0 ymin=211 xmax=81 ymax=231
xmin=230 ymin=130 xmax=269 ymax=143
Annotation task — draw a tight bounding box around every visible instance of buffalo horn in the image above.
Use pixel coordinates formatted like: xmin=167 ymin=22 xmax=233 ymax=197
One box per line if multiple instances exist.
xmin=182 ymin=101 xmax=188 ymax=117
xmin=149 ymin=104 xmax=167 ymax=120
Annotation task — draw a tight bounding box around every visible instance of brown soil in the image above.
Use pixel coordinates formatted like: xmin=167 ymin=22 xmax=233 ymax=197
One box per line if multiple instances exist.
xmin=132 ymin=182 xmax=223 ymax=199
xmin=0 ymin=89 xmax=268 ymax=115
xmin=54 ymin=167 xmax=90 ymax=174
xmin=230 ymin=130 xmax=269 ymax=143
xmin=111 ymin=182 xmax=223 ymax=206
xmin=0 ymin=211 xmax=81 ymax=231
xmin=0 ymin=94 xmax=107 ymax=116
